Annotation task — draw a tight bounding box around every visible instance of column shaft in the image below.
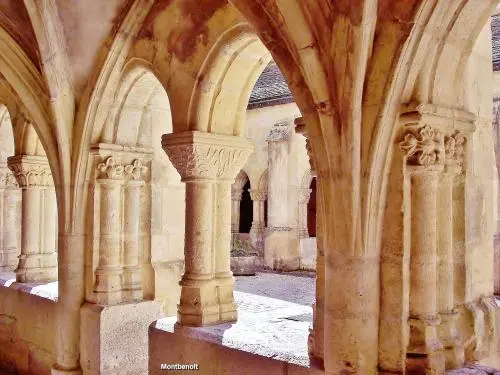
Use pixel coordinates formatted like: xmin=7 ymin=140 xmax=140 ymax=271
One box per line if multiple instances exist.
xmin=3 ymin=188 xmax=20 ymax=270
xmin=177 ymin=179 xmax=219 ymax=326
xmin=123 ymin=181 xmax=143 ymax=301
xmin=94 ymin=180 xmax=124 ymax=304
xmin=215 ymin=181 xmax=237 ymax=322
xmin=438 ymin=170 xmax=464 ymax=368
xmin=407 ymin=167 xmax=445 ymax=374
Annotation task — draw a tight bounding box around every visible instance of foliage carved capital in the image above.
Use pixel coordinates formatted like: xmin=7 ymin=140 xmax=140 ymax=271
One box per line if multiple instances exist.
xmin=97 ymin=157 xmax=148 ymax=181
xmin=7 ymin=155 xmax=53 ymax=187
xmin=0 ymin=166 xmax=18 ymax=188
xmin=399 ymin=125 xmax=444 ymax=166
xmin=162 ymin=131 xmax=254 ymax=181
xmin=249 ymin=189 xmax=267 ymax=201
xmin=444 ymin=131 xmax=466 ymax=173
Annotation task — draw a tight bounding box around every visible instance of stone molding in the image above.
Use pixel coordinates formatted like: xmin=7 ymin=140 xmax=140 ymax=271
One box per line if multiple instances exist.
xmin=97 ymin=156 xmax=148 ymax=181
xmin=249 ymin=189 xmax=267 ymax=201
xmin=162 ymin=131 xmax=254 ymax=181
xmin=0 ymin=166 xmax=18 ymax=188
xmin=7 ymin=155 xmax=53 ymax=187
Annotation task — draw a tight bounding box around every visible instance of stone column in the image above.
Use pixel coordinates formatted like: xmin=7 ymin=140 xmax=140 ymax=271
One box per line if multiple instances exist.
xmin=249 ymin=189 xmax=267 ymax=257
xmin=436 ymin=132 xmax=467 ymax=368
xmin=295 ymin=117 xmax=323 ymax=364
xmin=162 ymin=131 xmax=253 ymax=327
xmin=265 ymin=122 xmax=299 ymax=270
xmin=7 ymin=155 xmax=57 ymax=282
xmin=123 ymin=159 xmax=148 ymax=301
xmin=231 ymin=187 xmax=242 ymax=234
xmin=93 ymin=156 xmax=125 ymax=304
xmin=298 ymin=188 xmax=312 ymax=238
xmin=399 ymin=125 xmax=445 ymax=374
xmin=0 ymin=167 xmax=20 ymax=271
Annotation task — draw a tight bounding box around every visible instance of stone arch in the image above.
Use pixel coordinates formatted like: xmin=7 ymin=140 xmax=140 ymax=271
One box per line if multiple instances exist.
xmin=187 ymin=23 xmax=272 ymax=135
xmin=257 ymin=169 xmax=268 ymax=192
xmin=86 ymin=60 xmax=184 ymax=306
xmin=0 ymin=105 xmax=14 ymax=161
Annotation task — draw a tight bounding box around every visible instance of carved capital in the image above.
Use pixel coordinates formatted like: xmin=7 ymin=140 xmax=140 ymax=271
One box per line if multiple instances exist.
xmin=399 ymin=125 xmax=444 ymax=166
xmin=295 ymin=117 xmax=316 ymax=174
xmin=97 ymin=156 xmax=124 ymax=180
xmin=249 ymin=189 xmax=267 ymax=201
xmin=267 ymin=121 xmax=291 ymax=142
xmin=7 ymin=155 xmax=53 ymax=187
xmin=231 ymin=188 xmax=243 ymax=201
xmin=162 ymin=131 xmax=254 ymax=181
xmin=298 ymin=188 xmax=312 ymax=204
xmin=0 ymin=166 xmax=18 ymax=188
xmin=444 ymin=131 xmax=466 ymax=174
xmin=124 ymin=159 xmax=148 ymax=180
xmin=97 ymin=156 xmax=149 ymax=182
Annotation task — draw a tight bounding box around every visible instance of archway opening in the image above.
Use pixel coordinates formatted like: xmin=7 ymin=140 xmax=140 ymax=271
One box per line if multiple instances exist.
xmin=307 ymin=178 xmax=317 ymax=237
xmin=239 ymin=180 xmax=252 ymax=234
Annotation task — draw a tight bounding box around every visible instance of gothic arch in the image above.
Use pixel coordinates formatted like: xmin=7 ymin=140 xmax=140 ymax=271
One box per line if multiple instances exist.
xmin=188 ymin=23 xmax=272 ymax=135
xmin=0 ymin=105 xmax=14 ymax=162
xmin=257 ymin=169 xmax=268 ymax=192
xmin=74 ymin=0 xmax=155 ymax=232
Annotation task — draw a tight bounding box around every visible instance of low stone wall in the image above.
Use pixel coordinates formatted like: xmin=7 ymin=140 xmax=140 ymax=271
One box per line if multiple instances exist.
xmin=0 ymin=275 xmax=57 ymax=375
xmin=299 ymin=237 xmax=316 ymax=271
xmin=149 ymin=326 xmax=322 ymax=375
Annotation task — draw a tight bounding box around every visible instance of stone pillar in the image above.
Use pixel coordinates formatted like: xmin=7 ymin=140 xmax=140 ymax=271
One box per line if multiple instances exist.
xmin=249 ymin=189 xmax=267 ymax=257
xmin=93 ymin=156 xmax=125 ymax=304
xmin=435 ymin=132 xmax=468 ymax=368
xmin=7 ymin=155 xmax=57 ymax=282
xmin=231 ymin=187 xmax=242 ymax=234
xmin=0 ymin=167 xmax=20 ymax=271
xmin=399 ymin=125 xmax=445 ymax=374
xmin=298 ymin=188 xmax=312 ymax=238
xmin=162 ymin=131 xmax=253 ymax=327
xmin=265 ymin=122 xmax=299 ymax=270
xmin=295 ymin=117 xmax=323 ymax=364
xmin=123 ymin=159 xmax=148 ymax=301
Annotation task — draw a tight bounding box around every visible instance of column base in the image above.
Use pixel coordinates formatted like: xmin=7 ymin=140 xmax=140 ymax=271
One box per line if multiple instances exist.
xmin=122 ymin=265 xmax=143 ymax=301
xmin=406 ymin=316 xmax=445 ymax=374
xmin=16 ymin=252 xmax=58 ymax=282
xmin=0 ymin=248 xmax=20 ymax=271
xmin=16 ymin=265 xmax=57 ymax=282
xmin=458 ymin=297 xmax=498 ymax=362
xmin=264 ymin=229 xmax=299 ymax=271
xmin=216 ymin=275 xmax=238 ymax=323
xmin=177 ymin=278 xmax=223 ymax=326
xmin=439 ymin=310 xmax=464 ymax=369
xmin=93 ymin=266 xmax=123 ymax=305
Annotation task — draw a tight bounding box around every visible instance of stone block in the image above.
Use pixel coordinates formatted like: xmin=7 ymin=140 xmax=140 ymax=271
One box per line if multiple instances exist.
xmin=81 ymin=300 xmax=164 ymax=375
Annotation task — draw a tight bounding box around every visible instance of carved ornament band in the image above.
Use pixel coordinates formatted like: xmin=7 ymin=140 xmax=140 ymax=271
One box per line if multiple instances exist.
xmin=97 ymin=156 xmax=148 ymax=181
xmin=7 ymin=155 xmax=53 ymax=187
xmin=162 ymin=131 xmax=254 ymax=181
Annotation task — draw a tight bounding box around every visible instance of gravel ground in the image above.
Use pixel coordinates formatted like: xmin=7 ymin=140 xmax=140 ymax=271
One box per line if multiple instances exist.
xmin=234 ymin=271 xmax=316 ymax=306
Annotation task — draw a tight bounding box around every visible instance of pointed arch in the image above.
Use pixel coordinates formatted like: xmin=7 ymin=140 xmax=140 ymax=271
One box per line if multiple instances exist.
xmin=73 ymin=0 xmax=155 ymax=232
xmin=187 ymin=22 xmax=272 ymax=135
